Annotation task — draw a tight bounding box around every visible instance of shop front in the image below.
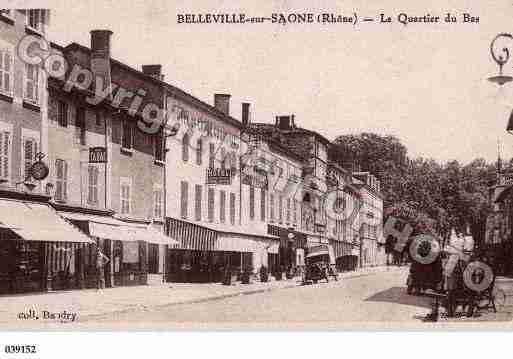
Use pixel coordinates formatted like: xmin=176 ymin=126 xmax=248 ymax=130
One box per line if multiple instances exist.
xmin=330 ymin=239 xmax=358 ymax=272
xmin=166 ymin=218 xmax=279 ymax=283
xmin=59 ymin=211 xmax=178 ymax=288
xmin=268 ymin=224 xmax=307 ymax=275
xmin=0 ymin=196 xmax=94 ymax=295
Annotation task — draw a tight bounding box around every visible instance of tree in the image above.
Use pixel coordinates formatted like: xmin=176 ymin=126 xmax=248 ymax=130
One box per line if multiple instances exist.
xmin=332 ymin=133 xmax=496 ymax=248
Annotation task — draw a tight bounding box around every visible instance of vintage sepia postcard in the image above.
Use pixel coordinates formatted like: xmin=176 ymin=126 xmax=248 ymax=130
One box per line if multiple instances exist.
xmin=1 ymin=0 xmax=513 ymax=334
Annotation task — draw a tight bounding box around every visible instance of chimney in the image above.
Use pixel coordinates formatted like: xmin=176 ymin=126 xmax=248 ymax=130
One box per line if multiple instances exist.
xmin=90 ymin=30 xmax=113 ymax=96
xmin=242 ymin=103 xmax=250 ymax=127
xmin=214 ymin=94 xmax=230 ymax=116
xmin=142 ymin=64 xmax=164 ymax=81
xmin=277 ymin=115 xmax=292 ymax=130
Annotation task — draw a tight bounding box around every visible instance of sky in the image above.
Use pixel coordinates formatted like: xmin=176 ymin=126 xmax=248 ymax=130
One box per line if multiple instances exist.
xmin=10 ymin=0 xmax=513 ymax=164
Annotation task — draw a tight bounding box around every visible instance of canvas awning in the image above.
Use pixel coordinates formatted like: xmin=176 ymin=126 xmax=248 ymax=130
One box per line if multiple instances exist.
xmin=59 ymin=212 xmax=178 ymax=245
xmin=0 ymin=199 xmax=94 ymax=243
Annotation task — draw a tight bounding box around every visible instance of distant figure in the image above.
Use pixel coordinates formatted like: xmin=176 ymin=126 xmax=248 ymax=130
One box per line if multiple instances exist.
xmin=96 ymin=247 xmax=109 ymax=290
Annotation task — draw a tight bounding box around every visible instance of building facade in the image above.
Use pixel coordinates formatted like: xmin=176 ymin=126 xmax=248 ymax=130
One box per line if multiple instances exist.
xmin=0 ymin=9 xmax=100 ymax=295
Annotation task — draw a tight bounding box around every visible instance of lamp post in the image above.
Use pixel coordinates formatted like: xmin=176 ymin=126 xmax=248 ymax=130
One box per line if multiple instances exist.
xmin=488 ymin=33 xmax=513 ymax=87
xmin=489 ymin=33 xmax=513 ymax=276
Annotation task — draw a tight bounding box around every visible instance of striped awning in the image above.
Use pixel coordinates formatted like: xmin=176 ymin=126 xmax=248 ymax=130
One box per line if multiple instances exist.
xmin=167 ymin=218 xmax=217 ymax=251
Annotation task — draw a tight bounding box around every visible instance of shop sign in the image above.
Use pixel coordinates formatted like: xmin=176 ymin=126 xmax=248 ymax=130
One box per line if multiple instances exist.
xmin=123 ymin=242 xmax=139 ymax=263
xmin=89 ymin=147 xmax=107 ymax=163
xmin=242 ymin=171 xmax=268 ymax=189
xmin=206 ymin=168 xmax=232 ymax=185
xmin=29 ymin=153 xmax=49 ymax=181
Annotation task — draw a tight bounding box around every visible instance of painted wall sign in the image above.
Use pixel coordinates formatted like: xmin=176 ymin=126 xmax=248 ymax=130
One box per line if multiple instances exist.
xmin=89 ymin=147 xmax=108 ymax=163
xmin=206 ymin=168 xmax=232 ymax=185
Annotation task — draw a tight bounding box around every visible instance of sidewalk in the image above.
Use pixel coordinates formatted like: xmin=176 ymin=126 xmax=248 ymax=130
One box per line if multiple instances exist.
xmin=0 ymin=265 xmax=402 ymax=326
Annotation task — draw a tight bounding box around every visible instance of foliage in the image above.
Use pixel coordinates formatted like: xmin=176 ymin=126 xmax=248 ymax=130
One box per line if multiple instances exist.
xmin=331 ymin=133 xmax=497 ymax=247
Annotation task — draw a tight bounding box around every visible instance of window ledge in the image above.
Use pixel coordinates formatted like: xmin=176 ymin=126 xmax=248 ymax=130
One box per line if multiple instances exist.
xmin=25 ymin=26 xmax=44 ymax=37
xmin=23 ymin=100 xmax=40 ymax=112
xmin=120 ymin=147 xmax=133 ymax=156
xmin=152 ymin=218 xmax=165 ymax=224
xmin=0 ymin=92 xmax=13 ymax=103
xmin=0 ymin=14 xmax=14 ymax=25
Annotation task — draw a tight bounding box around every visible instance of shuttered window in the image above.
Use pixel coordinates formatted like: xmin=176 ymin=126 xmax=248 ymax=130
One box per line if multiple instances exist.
xmin=122 ymin=120 xmax=133 ymax=150
xmin=208 ymin=187 xmax=214 ymax=222
xmin=87 ymin=165 xmax=99 ymax=204
xmin=57 ymin=101 xmax=68 ymax=127
xmin=220 ymin=148 xmax=226 ymax=170
xmin=293 ymin=199 xmax=298 ymax=223
xmin=0 ymin=48 xmax=13 ymax=95
xmin=270 ymin=193 xmax=275 ymax=222
xmin=230 ymin=192 xmax=236 ymax=225
xmin=194 ymin=184 xmax=202 ymax=221
xmin=120 ymin=178 xmax=131 ymax=214
xmin=23 ymin=137 xmax=37 ymax=181
xmin=0 ymin=130 xmax=10 ymax=180
xmin=76 ymin=107 xmax=86 ymax=145
xmin=24 ymin=64 xmax=39 ymax=104
xmin=182 ymin=133 xmax=189 ymax=162
xmin=180 ymin=181 xmax=188 ymax=219
xmin=209 ymin=142 xmax=215 ymax=168
xmin=27 ymin=9 xmax=44 ymax=31
xmin=220 ymin=190 xmax=226 ymax=223
xmin=154 ymin=189 xmax=163 ymax=218
xmin=286 ymin=198 xmax=291 ymax=223
xmin=196 ymin=139 xmax=203 ymax=165
xmin=249 ymin=186 xmax=255 ymax=220
xmin=55 ymin=159 xmax=68 ymax=202
xmin=260 ymin=189 xmax=266 ymax=222
xmin=279 ymin=195 xmax=283 ymax=223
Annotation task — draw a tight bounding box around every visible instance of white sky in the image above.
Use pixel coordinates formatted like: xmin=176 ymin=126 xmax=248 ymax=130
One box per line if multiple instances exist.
xmin=10 ymin=0 xmax=513 ymax=164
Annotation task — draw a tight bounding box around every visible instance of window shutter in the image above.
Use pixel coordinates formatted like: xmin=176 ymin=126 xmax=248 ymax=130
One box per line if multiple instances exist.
xmin=208 ymin=187 xmax=214 ymax=222
xmin=196 ymin=139 xmax=202 ymax=165
xmin=55 ymin=159 xmax=63 ymax=200
xmin=180 ymin=181 xmax=188 ymax=219
xmin=0 ymin=131 xmax=9 ymax=179
xmin=260 ymin=189 xmax=266 ymax=222
xmin=88 ymin=166 xmax=98 ymax=204
xmin=220 ymin=190 xmax=226 ymax=223
xmin=249 ymin=186 xmax=255 ymax=220
xmin=24 ymin=138 xmax=35 ymax=180
xmin=230 ymin=193 xmax=236 ymax=225
xmin=195 ymin=184 xmax=202 ymax=221
xmin=182 ymin=134 xmax=189 ymax=162
xmin=0 ymin=50 xmax=12 ymax=94
xmin=63 ymin=161 xmax=68 ymax=200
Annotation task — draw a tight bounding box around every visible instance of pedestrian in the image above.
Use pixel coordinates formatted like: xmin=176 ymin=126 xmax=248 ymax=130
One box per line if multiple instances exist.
xmin=96 ymin=247 xmax=109 ymax=290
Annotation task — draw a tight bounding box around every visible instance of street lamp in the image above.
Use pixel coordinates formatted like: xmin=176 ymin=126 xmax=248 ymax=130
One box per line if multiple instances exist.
xmin=488 ymin=33 xmax=513 ymax=86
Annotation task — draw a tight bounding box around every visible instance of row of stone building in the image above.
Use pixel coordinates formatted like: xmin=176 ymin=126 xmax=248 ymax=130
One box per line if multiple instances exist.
xmin=0 ymin=9 xmax=385 ymax=294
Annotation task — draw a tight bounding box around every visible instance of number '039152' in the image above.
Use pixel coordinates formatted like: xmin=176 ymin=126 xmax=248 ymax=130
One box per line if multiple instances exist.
xmin=4 ymin=345 xmax=37 ymax=354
